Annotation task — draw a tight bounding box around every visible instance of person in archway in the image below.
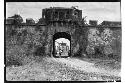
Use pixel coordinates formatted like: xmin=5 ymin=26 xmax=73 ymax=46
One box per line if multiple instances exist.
xmin=59 ymin=47 xmax=62 ymax=58
xmin=55 ymin=41 xmax=62 ymax=58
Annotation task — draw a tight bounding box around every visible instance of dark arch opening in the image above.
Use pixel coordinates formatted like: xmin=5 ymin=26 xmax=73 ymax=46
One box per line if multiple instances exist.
xmin=53 ymin=32 xmax=71 ymax=58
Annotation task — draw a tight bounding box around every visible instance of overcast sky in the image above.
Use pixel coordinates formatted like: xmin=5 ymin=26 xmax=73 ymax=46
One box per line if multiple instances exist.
xmin=6 ymin=2 xmax=121 ymax=24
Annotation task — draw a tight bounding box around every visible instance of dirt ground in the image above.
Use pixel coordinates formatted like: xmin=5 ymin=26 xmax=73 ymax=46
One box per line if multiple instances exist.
xmin=6 ymin=57 xmax=121 ymax=81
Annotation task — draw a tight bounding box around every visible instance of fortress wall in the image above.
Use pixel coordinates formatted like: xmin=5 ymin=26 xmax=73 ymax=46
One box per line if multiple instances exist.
xmin=5 ymin=24 xmax=121 ymax=59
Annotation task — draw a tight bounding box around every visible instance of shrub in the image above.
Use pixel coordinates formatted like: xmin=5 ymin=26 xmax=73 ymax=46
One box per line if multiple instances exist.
xmin=6 ymin=44 xmax=29 ymax=67
xmin=34 ymin=46 xmax=45 ymax=57
xmin=86 ymin=28 xmax=119 ymax=60
xmin=6 ymin=55 xmax=23 ymax=66
xmin=86 ymin=45 xmax=95 ymax=55
xmin=6 ymin=54 xmax=35 ymax=67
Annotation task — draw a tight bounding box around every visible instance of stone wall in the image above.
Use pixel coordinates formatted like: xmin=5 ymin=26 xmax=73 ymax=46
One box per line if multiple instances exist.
xmin=6 ymin=24 xmax=121 ymax=60
xmin=86 ymin=27 xmax=121 ymax=60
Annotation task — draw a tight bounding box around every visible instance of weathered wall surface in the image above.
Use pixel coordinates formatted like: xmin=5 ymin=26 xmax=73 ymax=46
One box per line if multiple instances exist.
xmin=6 ymin=25 xmax=47 ymax=66
xmin=86 ymin=27 xmax=121 ymax=61
xmin=6 ymin=24 xmax=88 ymax=57
xmin=6 ymin=24 xmax=121 ymax=63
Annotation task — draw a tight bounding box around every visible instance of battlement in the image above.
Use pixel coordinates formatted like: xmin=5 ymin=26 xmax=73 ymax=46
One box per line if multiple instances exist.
xmin=42 ymin=6 xmax=82 ymax=25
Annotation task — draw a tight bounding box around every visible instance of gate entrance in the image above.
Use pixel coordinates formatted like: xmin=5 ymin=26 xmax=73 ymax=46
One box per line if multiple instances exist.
xmin=53 ymin=32 xmax=71 ymax=58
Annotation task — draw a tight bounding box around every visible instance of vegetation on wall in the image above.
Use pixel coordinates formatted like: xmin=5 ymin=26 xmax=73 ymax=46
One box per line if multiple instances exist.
xmin=6 ymin=24 xmax=47 ymax=67
xmin=86 ymin=28 xmax=121 ymax=61
xmin=6 ymin=14 xmax=121 ymax=67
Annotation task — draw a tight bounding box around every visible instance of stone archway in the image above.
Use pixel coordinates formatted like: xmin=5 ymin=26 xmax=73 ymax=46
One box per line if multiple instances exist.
xmin=52 ymin=32 xmax=71 ymax=58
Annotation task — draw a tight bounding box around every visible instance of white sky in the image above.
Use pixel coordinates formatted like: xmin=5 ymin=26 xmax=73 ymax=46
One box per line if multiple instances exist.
xmin=6 ymin=2 xmax=121 ymax=24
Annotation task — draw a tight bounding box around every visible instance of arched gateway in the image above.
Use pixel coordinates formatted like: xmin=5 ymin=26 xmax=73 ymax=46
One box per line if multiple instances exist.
xmin=53 ymin=32 xmax=71 ymax=58
xmin=42 ymin=7 xmax=83 ymax=58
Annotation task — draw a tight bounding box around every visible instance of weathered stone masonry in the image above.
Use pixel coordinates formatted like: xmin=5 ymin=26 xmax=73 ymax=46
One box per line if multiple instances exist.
xmin=6 ymin=7 xmax=121 ymax=58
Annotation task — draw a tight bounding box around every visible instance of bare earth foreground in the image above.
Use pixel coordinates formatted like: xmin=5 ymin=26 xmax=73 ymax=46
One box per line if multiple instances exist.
xmin=6 ymin=57 xmax=121 ymax=81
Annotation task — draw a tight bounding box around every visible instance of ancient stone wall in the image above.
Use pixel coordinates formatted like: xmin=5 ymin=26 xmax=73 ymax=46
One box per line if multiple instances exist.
xmin=6 ymin=24 xmax=121 ymax=60
xmin=86 ymin=27 xmax=121 ymax=60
